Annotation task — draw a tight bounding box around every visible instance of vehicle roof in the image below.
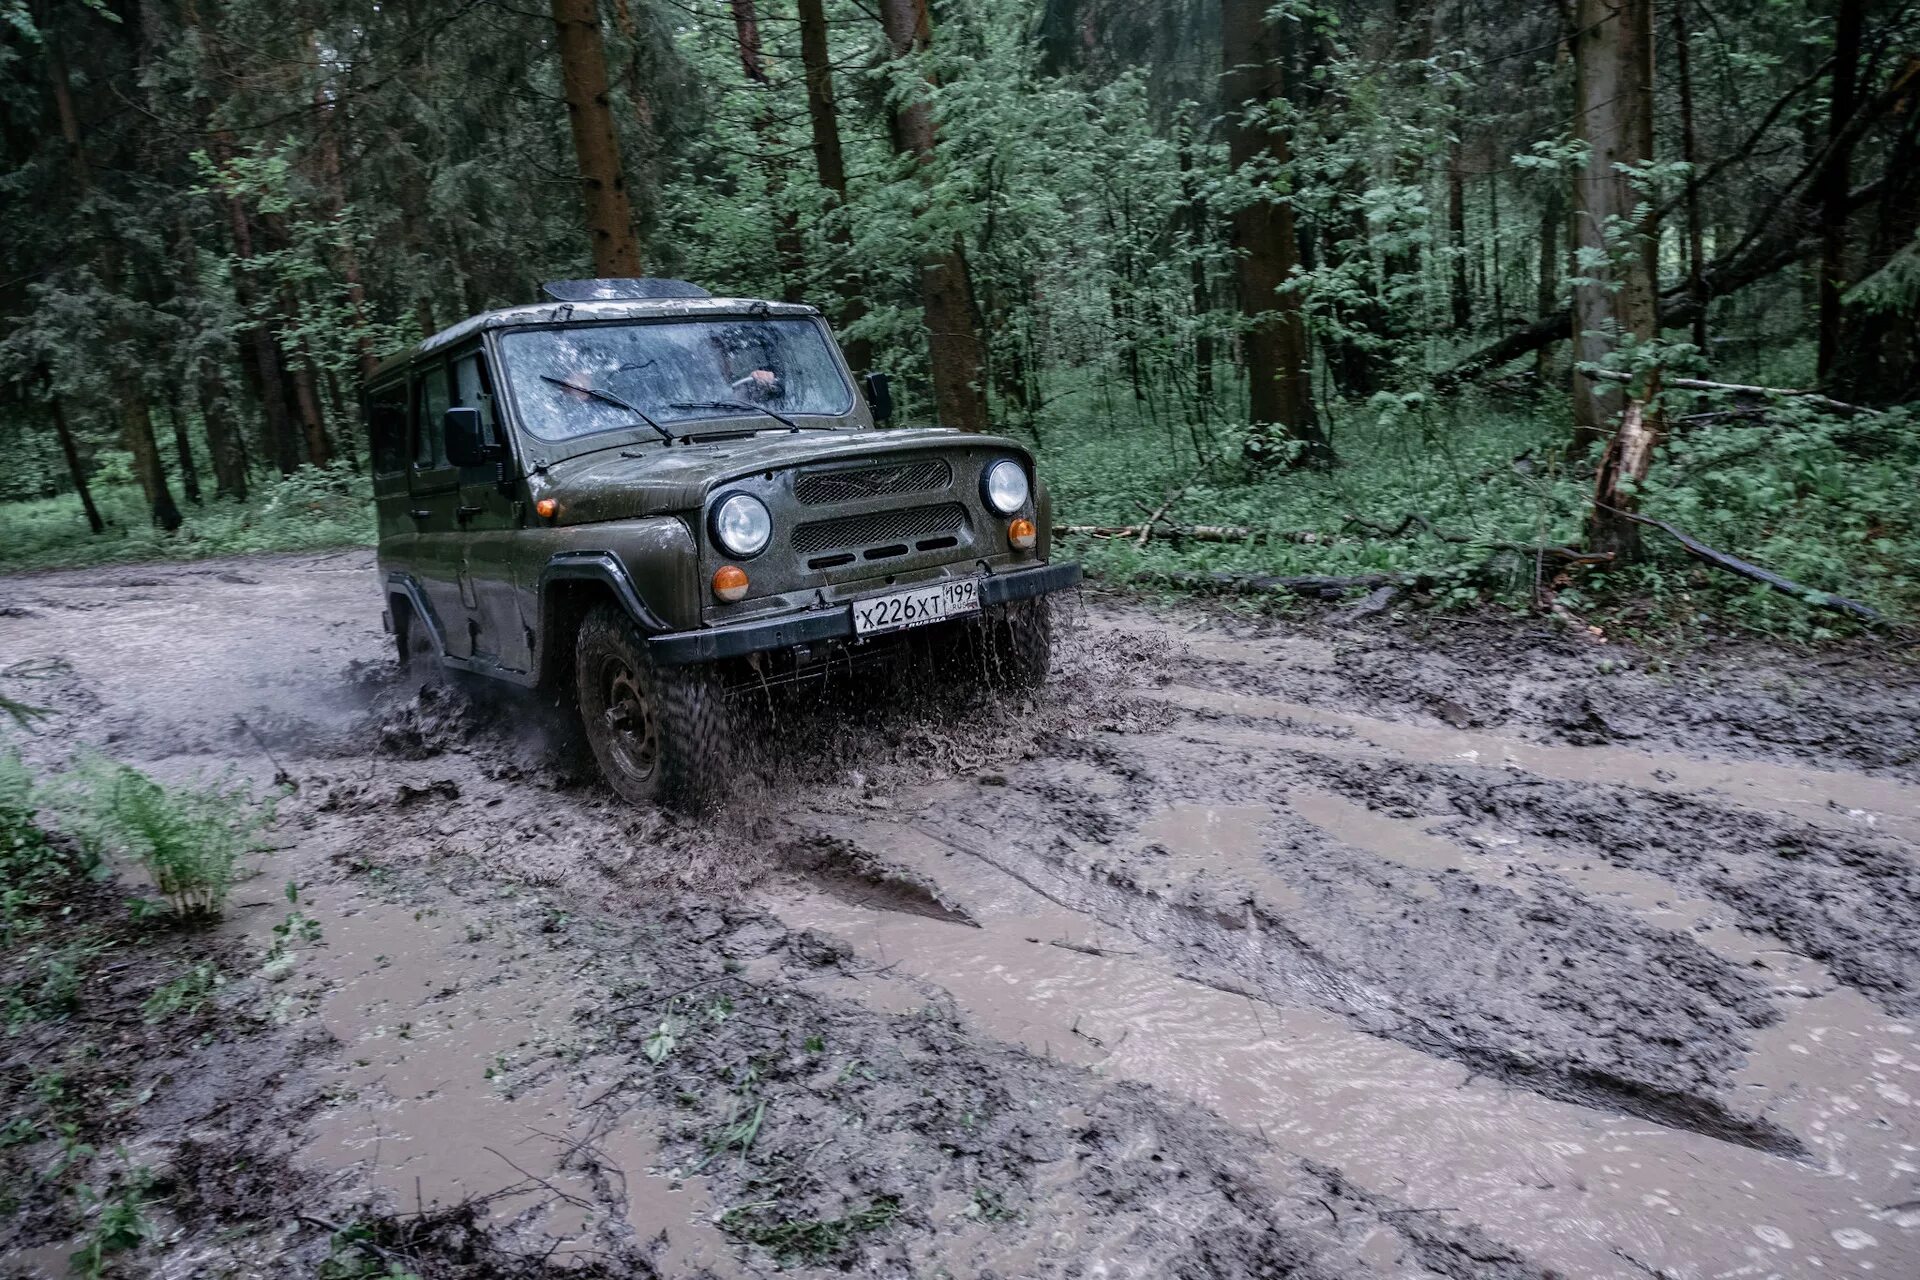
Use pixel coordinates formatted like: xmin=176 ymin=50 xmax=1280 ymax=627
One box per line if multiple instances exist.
xmin=366 ymin=297 xmax=822 ymax=385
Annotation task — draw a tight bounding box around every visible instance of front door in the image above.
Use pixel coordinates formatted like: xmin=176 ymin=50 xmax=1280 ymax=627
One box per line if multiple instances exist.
xmin=407 ymin=360 xmax=471 ymax=659
xmin=449 ymin=347 xmax=531 ymax=673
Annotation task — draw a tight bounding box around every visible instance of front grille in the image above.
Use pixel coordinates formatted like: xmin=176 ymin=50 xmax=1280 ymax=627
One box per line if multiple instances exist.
xmin=792 ymin=502 xmax=969 ymax=560
xmin=794 ymin=458 xmax=951 ymax=505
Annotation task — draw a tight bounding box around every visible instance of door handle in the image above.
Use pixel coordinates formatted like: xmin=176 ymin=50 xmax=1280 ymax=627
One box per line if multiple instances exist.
xmin=456 ymin=505 xmax=482 ymax=521
xmin=409 ymin=508 xmax=432 ymax=520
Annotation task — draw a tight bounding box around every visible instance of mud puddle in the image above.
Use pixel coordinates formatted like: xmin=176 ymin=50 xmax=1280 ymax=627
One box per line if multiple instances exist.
xmin=1155 ymin=684 xmax=1920 ymax=844
xmin=230 ymin=878 xmax=746 ymax=1277
xmin=774 ymin=808 xmax=1911 ymax=1278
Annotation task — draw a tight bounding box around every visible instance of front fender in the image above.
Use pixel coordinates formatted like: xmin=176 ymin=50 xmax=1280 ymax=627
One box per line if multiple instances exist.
xmin=526 ymin=517 xmax=703 ymax=685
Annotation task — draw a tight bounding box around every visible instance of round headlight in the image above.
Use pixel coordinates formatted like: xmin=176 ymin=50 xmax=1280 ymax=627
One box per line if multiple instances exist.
xmin=983 ymin=459 xmax=1030 ymax=515
xmin=711 ymin=493 xmax=772 ymax=558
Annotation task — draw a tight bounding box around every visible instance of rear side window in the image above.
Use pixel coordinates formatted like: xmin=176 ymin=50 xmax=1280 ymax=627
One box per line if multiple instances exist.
xmin=366 ymin=381 xmax=409 ymax=475
xmin=414 ymin=363 xmax=451 ymax=470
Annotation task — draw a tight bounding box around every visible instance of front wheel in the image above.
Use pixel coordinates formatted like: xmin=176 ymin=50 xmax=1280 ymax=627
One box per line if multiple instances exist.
xmin=575 ymin=602 xmax=733 ymax=812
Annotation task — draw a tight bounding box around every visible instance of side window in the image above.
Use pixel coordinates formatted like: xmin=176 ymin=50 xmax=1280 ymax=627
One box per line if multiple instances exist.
xmin=413 ymin=363 xmax=451 ymax=470
xmin=451 ymin=353 xmax=498 ymax=444
xmin=366 ymin=381 xmax=409 ymax=475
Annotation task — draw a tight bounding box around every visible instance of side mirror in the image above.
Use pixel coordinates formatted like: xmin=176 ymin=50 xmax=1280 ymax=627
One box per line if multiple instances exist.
xmin=861 ymin=371 xmax=893 ymax=424
xmin=443 ymin=406 xmax=498 ymax=467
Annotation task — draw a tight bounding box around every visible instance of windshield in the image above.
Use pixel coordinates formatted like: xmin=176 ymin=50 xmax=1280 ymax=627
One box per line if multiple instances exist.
xmin=498 ymin=317 xmax=855 ymax=443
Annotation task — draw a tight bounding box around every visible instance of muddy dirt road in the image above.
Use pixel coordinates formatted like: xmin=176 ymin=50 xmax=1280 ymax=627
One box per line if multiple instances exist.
xmin=4 ymin=549 xmax=1919 ymax=1279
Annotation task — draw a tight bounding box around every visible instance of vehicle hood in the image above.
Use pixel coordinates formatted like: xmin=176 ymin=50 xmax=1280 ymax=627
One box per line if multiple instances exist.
xmin=529 ymin=428 xmax=1033 ymax=525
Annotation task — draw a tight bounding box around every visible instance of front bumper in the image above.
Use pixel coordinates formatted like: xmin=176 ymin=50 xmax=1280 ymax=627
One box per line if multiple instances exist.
xmin=648 ymin=560 xmax=1082 ymax=667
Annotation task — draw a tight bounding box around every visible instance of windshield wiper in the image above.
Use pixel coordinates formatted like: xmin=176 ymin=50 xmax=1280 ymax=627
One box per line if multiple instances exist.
xmin=542 ymin=374 xmax=675 ymax=443
xmin=668 ymin=400 xmax=827 ymax=434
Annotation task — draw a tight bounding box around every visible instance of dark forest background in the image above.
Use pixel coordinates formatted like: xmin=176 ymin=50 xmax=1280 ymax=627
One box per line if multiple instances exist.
xmin=2 ymin=0 xmax=1917 ymax=638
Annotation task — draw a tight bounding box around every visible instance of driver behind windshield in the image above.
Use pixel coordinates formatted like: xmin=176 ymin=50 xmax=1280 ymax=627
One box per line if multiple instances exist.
xmin=715 ymin=325 xmax=784 ymax=404
xmin=501 ymin=316 xmax=851 ymax=442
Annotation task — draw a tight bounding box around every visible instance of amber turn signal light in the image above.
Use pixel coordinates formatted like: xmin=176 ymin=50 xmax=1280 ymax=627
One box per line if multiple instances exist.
xmin=1008 ymin=517 xmax=1037 ymax=550
xmin=712 ymin=565 xmax=750 ymax=603
xmin=535 ymin=498 xmax=558 ymax=519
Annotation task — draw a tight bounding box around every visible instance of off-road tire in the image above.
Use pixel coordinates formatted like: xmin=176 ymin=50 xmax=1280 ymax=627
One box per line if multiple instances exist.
xmin=982 ymin=597 xmax=1053 ymax=690
xmin=397 ymin=604 xmax=439 ymax=670
xmin=575 ymin=601 xmax=732 ymax=812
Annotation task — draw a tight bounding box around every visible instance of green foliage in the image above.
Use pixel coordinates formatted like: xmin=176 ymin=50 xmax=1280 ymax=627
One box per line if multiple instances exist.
xmin=140 ymin=961 xmax=223 ymax=1023
xmin=722 ymin=1195 xmax=901 ymax=1262
xmin=317 ymin=1222 xmax=424 ymax=1280
xmin=1036 ymin=370 xmax=1919 ymax=638
xmin=69 ymin=1164 xmax=157 ymax=1280
xmin=0 ymin=752 xmax=100 ymax=945
xmin=47 ymin=758 xmax=275 ymax=919
xmin=0 ymin=462 xmax=372 ymax=575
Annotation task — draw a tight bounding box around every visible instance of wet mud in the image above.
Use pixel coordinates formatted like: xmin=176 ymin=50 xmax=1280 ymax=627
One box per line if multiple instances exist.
xmin=2 ymin=551 xmax=1918 ymax=1278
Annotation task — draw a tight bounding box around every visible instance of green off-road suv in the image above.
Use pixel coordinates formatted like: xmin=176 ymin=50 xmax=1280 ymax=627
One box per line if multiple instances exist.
xmin=368 ymin=278 xmax=1080 ymax=809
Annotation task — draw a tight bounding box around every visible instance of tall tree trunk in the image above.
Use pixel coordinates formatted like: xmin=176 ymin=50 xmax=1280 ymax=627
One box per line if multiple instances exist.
xmin=728 ymin=0 xmax=806 ymax=303
xmin=214 ymin=139 xmax=301 ymax=476
xmin=309 ymin=32 xmax=379 ymax=381
xmin=195 ymin=353 xmax=248 ymax=501
xmin=1221 ymin=0 xmax=1323 ymax=467
xmin=1673 ymin=0 xmax=1710 ymax=353
xmin=1535 ymin=184 xmax=1562 ymax=382
xmin=1831 ymin=58 xmax=1920 ymax=405
xmin=1180 ymin=134 xmax=1214 ymax=410
xmin=551 ymin=0 xmax=644 ymax=276
xmin=172 ymin=214 xmax=248 ymax=500
xmin=796 ymin=0 xmax=870 ymax=369
xmin=290 ymin=341 xmax=333 ymax=468
xmin=878 ymin=0 xmax=989 ymax=433
xmin=1569 ymin=0 xmax=1658 ymax=456
xmin=165 ymin=390 xmax=202 ymax=504
xmin=41 ymin=373 xmax=104 ymax=535
xmin=1448 ymin=125 xmax=1471 ymax=329
xmin=255 ymin=210 xmax=336 ymax=470
xmin=1488 ymin=173 xmax=1504 ymax=324
xmin=1382 ymin=0 xmax=1431 ymax=298
xmin=1816 ymin=0 xmax=1865 ymax=382
xmin=45 ymin=31 xmax=182 ymax=531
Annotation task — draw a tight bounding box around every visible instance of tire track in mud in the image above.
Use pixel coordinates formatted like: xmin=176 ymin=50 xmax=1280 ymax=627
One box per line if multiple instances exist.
xmin=887 ymin=748 xmax=1796 ymax=1157
xmin=1160 ymin=687 xmax=1920 ymax=1021
xmin=765 ymin=630 xmax=1920 ymax=1277
xmin=769 ymin=809 xmax=1898 ymax=1279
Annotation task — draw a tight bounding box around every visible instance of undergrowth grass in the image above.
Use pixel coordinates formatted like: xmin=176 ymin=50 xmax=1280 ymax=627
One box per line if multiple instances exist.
xmin=45 ymin=758 xmax=276 ymax=919
xmin=0 ymin=461 xmax=373 ymax=575
xmin=1019 ymin=373 xmax=1920 ymax=643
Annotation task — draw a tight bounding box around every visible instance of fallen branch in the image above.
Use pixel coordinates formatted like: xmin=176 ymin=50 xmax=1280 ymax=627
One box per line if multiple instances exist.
xmin=1151 ymin=570 xmax=1421 ymax=599
xmin=1340 ymin=513 xmax=1614 ymax=564
xmin=1134 ymin=470 xmax=1201 ymax=549
xmin=1437 ymin=176 xmax=1888 ymax=388
xmin=1580 ymin=368 xmax=1879 ymax=417
xmin=1055 ymin=523 xmax=1299 ymax=544
xmin=1600 ymin=505 xmax=1889 ymax=624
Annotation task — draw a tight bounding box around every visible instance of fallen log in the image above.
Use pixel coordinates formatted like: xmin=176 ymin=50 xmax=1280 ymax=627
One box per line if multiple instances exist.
xmin=1581 ymin=368 xmax=1878 ymax=417
xmin=1054 ymin=524 xmax=1335 ymax=545
xmin=1601 ymin=506 xmax=1888 ymax=624
xmin=1151 ymin=570 xmax=1422 ymax=599
xmin=1340 ymin=513 xmax=1614 ymax=564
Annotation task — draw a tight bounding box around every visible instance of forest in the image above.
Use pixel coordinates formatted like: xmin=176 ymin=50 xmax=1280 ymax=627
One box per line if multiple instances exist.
xmin=2 ymin=0 xmax=1917 ymax=638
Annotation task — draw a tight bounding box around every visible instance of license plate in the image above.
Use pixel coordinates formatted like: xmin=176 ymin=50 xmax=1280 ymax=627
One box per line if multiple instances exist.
xmin=851 ymin=578 xmax=980 ymax=637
